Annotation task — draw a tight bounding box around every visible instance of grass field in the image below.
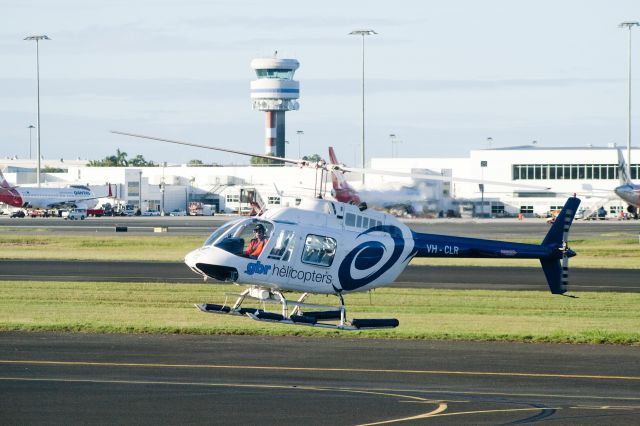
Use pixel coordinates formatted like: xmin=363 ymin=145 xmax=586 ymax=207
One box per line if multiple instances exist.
xmin=1 ymin=281 xmax=638 ymax=344
xmin=0 ymin=233 xmax=638 ymax=268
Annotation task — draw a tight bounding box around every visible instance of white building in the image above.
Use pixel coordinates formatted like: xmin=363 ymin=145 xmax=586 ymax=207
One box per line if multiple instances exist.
xmin=371 ymin=145 xmax=639 ymax=217
xmin=2 ymin=144 xmax=638 ymax=217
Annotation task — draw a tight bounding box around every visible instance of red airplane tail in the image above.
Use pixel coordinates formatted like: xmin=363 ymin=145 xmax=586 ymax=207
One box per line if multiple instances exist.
xmin=328 ymin=147 xmax=362 ymax=206
xmin=0 ymin=169 xmax=11 ymax=190
xmin=0 ymin=169 xmax=23 ymax=207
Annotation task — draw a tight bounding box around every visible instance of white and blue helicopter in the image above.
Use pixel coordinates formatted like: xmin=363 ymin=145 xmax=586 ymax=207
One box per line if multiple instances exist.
xmin=113 ymin=132 xmax=581 ymax=330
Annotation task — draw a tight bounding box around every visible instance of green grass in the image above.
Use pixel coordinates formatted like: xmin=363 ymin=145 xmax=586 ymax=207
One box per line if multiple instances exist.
xmin=1 ymin=233 xmax=638 ymax=267
xmin=0 ymin=234 xmax=203 ymax=261
xmin=1 ymin=281 xmax=638 ymax=344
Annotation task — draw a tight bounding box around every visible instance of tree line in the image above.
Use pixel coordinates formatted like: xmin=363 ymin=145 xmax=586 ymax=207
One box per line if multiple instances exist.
xmin=89 ymin=149 xmax=323 ymax=167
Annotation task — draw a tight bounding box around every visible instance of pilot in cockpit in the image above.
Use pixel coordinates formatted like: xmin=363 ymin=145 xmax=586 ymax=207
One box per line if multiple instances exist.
xmin=244 ymin=224 xmax=269 ymax=258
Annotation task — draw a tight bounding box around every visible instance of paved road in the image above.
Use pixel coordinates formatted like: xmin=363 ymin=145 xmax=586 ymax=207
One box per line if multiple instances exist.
xmin=0 ymin=332 xmax=638 ymax=425
xmin=2 ymin=260 xmax=638 ymax=292
xmin=2 ymin=215 xmax=638 ymax=239
xmin=0 ymin=215 xmax=224 ymax=235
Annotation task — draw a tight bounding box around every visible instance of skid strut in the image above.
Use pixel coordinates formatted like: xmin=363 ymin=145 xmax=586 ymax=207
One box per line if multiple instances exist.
xmin=195 ymin=286 xmax=398 ymax=330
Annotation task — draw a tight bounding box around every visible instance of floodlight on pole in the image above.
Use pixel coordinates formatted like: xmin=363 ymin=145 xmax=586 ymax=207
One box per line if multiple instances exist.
xmin=24 ymin=34 xmax=50 ymax=187
xmin=619 ymin=21 xmax=639 ymax=179
xmin=486 ymin=137 xmax=493 ymax=149
xmin=296 ymin=130 xmax=304 ymax=158
xmin=389 ymin=133 xmax=396 ymax=157
xmin=389 ymin=133 xmax=402 ymax=157
xmin=349 ymin=29 xmax=377 ymax=184
xmin=27 ymin=125 xmax=35 ymax=159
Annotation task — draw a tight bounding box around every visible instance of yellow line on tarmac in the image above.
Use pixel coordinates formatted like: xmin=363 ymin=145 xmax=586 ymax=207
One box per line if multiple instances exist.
xmin=0 ymin=376 xmax=448 ymax=425
xmin=1 ymin=359 xmax=639 ymax=381
xmin=417 ymin=407 xmax=561 ymax=419
xmin=357 ymin=403 xmax=448 ymax=425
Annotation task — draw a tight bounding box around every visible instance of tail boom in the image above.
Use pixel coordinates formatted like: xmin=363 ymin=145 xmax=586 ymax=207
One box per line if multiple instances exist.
xmin=411 ymin=197 xmax=580 ymax=294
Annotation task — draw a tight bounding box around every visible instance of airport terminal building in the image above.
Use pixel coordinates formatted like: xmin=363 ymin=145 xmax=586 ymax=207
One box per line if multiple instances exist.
xmin=370 ymin=144 xmax=638 ymax=218
xmin=1 ymin=144 xmax=638 ymax=218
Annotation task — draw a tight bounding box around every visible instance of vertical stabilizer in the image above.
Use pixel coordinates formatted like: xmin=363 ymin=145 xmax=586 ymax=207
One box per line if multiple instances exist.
xmin=328 ymin=147 xmax=362 ymax=206
xmin=0 ymin=169 xmax=11 ymax=189
xmin=540 ymin=197 xmax=581 ymax=294
xmin=618 ymin=148 xmax=632 ymax=185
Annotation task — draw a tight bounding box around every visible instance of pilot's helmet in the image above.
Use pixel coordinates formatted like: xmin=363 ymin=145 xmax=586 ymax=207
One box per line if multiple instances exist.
xmin=254 ymin=224 xmax=266 ymax=234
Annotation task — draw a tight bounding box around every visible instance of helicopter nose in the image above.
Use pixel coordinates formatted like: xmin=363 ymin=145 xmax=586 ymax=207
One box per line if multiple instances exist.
xmin=184 ymin=247 xmax=239 ymax=282
xmin=184 ymin=248 xmax=202 ymax=269
xmin=185 ymin=248 xmax=209 ymax=277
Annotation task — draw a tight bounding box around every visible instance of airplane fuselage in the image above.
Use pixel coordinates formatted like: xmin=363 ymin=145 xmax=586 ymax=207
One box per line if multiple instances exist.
xmin=614 ymin=183 xmax=640 ymax=209
xmin=0 ymin=186 xmax=96 ymax=209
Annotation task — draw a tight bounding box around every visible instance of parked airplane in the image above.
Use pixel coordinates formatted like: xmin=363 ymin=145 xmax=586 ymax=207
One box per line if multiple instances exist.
xmin=0 ymin=169 xmax=106 ymax=210
xmin=113 ymin=131 xmax=581 ymax=330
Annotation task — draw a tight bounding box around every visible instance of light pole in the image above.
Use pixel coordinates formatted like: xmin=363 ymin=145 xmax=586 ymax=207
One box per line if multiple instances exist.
xmin=480 ymin=160 xmax=487 ymax=217
xmin=24 ymin=35 xmax=50 ymax=187
xmin=349 ymin=29 xmax=377 ymax=184
xmin=296 ymin=130 xmax=304 ymax=158
xmin=619 ymin=21 xmax=639 ymax=179
xmin=389 ymin=134 xmax=396 ymax=157
xmin=138 ymin=170 xmax=143 ymax=214
xmin=389 ymin=133 xmax=402 ymax=157
xmin=27 ymin=125 xmax=35 ymax=159
xmin=160 ymin=162 xmax=166 ymax=216
xmin=486 ymin=136 xmax=493 ymax=149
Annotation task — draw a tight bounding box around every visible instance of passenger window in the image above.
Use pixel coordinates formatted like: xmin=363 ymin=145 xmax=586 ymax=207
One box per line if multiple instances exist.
xmin=356 ymin=215 xmax=362 ymax=227
xmin=301 ymin=234 xmax=337 ymax=267
xmin=268 ymin=230 xmax=295 ymax=261
xmin=345 ymin=213 xmax=356 ymax=226
xmin=362 ymin=217 xmax=369 ymax=228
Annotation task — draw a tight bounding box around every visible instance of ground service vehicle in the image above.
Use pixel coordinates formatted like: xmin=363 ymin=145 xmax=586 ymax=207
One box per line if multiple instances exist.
xmin=62 ymin=208 xmax=87 ymax=220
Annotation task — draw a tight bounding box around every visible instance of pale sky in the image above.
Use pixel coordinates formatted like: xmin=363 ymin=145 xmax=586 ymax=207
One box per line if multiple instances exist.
xmin=1 ymin=0 xmax=639 ymax=165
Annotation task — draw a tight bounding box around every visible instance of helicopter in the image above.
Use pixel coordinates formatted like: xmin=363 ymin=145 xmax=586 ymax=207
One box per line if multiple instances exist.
xmin=112 ymin=131 xmax=581 ymax=330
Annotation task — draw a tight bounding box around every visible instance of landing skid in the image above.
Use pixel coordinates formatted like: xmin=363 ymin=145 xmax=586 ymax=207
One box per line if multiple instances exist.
xmin=195 ymin=286 xmax=399 ymax=330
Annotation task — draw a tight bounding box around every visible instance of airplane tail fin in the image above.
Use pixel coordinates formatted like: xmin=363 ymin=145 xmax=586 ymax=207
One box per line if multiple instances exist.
xmin=0 ymin=169 xmax=11 ymax=189
xmin=328 ymin=146 xmax=344 ymax=187
xmin=327 ymin=147 xmax=362 ymax=206
xmin=0 ymin=170 xmax=9 ymax=188
xmin=540 ymin=197 xmax=581 ymax=294
xmin=107 ymin=182 xmax=113 ymax=197
xmin=617 ymin=148 xmax=632 ymax=185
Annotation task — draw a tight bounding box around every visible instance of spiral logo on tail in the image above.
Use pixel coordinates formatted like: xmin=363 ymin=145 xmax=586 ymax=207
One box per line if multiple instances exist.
xmin=337 ymin=225 xmax=405 ymax=291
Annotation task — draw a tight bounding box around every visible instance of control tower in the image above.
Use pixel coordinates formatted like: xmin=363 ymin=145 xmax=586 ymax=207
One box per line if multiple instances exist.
xmin=250 ymin=55 xmax=300 ymax=158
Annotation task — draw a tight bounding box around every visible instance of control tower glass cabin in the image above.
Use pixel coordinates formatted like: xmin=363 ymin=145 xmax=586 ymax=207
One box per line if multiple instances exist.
xmin=250 ymin=57 xmax=300 ymax=158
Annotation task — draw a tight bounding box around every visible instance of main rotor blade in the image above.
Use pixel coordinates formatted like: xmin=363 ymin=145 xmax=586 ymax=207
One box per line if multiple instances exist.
xmin=337 ymin=166 xmax=551 ymax=190
xmin=110 ymin=131 xmax=306 ymax=166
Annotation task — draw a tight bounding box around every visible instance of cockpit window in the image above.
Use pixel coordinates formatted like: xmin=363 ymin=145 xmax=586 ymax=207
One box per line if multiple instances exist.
xmin=211 ymin=219 xmax=273 ymax=257
xmin=301 ymin=234 xmax=336 ymax=267
xmin=203 ymin=219 xmax=242 ymax=247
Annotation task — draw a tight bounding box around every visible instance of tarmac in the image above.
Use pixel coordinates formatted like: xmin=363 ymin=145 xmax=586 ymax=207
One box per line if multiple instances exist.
xmin=1 ymin=332 xmax=638 ymax=425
